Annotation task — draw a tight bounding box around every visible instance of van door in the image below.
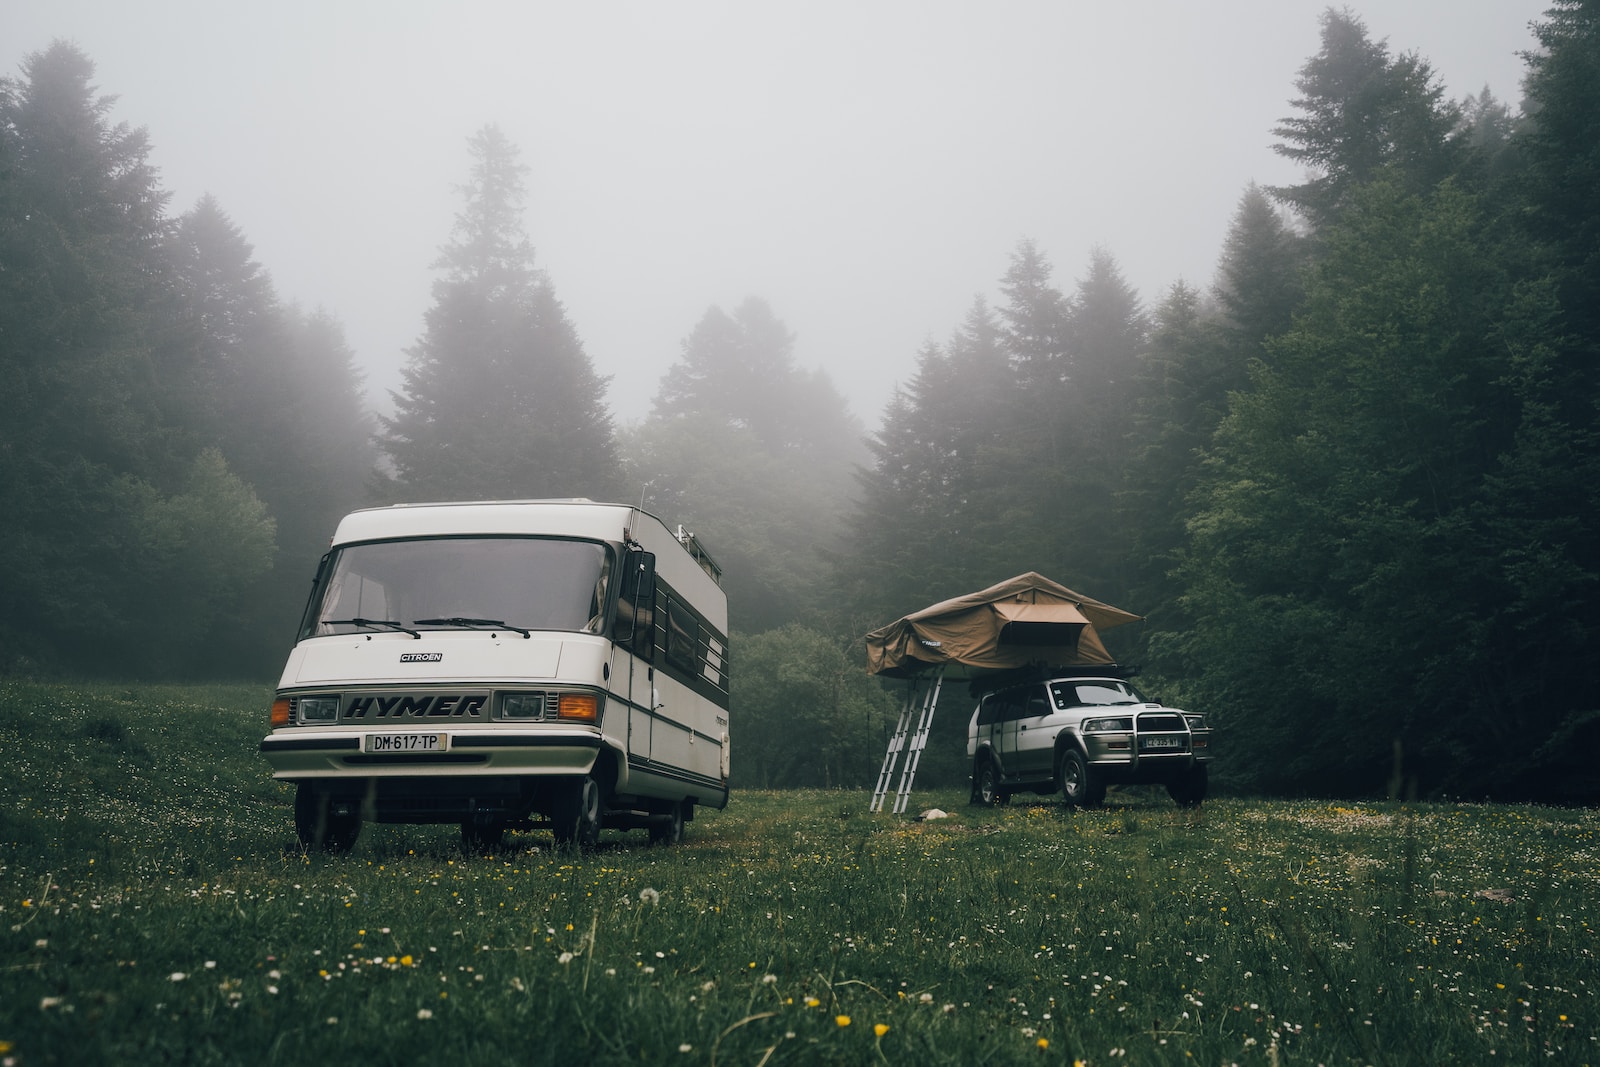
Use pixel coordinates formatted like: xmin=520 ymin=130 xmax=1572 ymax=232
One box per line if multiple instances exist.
xmin=611 ymin=548 xmax=656 ymax=772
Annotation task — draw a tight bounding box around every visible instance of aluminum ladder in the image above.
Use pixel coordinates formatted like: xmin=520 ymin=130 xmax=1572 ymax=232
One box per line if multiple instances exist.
xmin=869 ymin=668 xmax=945 ymax=814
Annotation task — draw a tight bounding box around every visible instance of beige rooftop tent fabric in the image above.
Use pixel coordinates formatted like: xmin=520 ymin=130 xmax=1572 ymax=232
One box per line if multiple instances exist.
xmin=864 ymin=572 xmax=1141 ymax=678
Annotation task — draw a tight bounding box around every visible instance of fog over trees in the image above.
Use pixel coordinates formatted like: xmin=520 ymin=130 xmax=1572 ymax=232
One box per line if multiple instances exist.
xmin=2 ymin=4 xmax=1596 ymax=801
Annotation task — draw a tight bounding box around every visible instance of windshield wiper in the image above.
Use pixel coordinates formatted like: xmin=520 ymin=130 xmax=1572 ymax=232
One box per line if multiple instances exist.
xmin=323 ymin=617 xmax=421 ymax=639
xmin=413 ymin=617 xmax=532 ymax=639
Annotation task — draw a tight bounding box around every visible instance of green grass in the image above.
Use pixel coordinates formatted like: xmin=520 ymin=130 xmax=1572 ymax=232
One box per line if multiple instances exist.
xmin=1 ymin=679 xmax=1595 ymax=1065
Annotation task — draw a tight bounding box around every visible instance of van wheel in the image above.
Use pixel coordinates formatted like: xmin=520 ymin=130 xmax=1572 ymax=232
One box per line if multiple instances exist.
xmin=294 ymin=785 xmax=360 ymax=853
xmin=1059 ymin=750 xmax=1101 ymax=809
xmin=460 ymin=820 xmax=506 ymax=852
xmin=972 ymin=756 xmax=1008 ymax=807
xmin=552 ymin=775 xmax=603 ymax=848
xmin=648 ymin=801 xmax=684 ymax=846
xmin=1167 ymin=765 xmax=1208 ymax=808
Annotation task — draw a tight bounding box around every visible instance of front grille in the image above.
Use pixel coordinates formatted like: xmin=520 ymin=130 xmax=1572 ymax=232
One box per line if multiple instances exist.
xmin=1137 ymin=713 xmax=1185 ymax=732
xmin=1135 ymin=712 xmax=1189 ymax=754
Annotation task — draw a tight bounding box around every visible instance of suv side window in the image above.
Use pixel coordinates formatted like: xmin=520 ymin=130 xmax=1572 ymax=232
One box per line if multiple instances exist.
xmin=1024 ymin=690 xmax=1050 ymax=718
xmin=977 ymin=693 xmax=1002 ymax=727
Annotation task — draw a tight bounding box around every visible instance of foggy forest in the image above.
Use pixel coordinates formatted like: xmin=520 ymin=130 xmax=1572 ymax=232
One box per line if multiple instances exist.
xmin=2 ymin=5 xmax=1596 ymax=805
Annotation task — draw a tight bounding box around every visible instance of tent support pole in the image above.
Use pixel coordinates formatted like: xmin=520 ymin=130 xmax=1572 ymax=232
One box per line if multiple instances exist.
xmin=870 ymin=668 xmax=944 ymax=814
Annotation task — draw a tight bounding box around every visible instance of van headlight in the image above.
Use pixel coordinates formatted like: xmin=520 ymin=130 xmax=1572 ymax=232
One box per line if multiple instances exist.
xmin=297 ymin=696 xmax=340 ymax=723
xmin=499 ymin=693 xmax=549 ymax=719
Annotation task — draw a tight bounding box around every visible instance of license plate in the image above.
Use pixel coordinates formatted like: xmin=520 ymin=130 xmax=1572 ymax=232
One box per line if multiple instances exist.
xmin=1141 ymin=736 xmax=1183 ymax=750
xmin=364 ymin=732 xmax=448 ymax=754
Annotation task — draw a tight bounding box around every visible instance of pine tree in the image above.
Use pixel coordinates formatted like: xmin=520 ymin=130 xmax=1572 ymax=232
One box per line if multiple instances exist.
xmin=1213 ymin=184 xmax=1307 ymax=344
xmin=1173 ymin=177 xmax=1565 ymax=796
xmin=652 ymin=296 xmax=859 ymax=464
xmin=380 ymin=125 xmax=620 ymax=502
xmin=1271 ymin=9 xmax=1462 ymax=232
xmin=1520 ymin=0 xmax=1600 ymax=350
xmin=842 ymin=298 xmax=1013 ymax=625
xmin=630 ymin=297 xmax=863 ymax=632
xmin=0 ymin=44 xmax=274 ymax=672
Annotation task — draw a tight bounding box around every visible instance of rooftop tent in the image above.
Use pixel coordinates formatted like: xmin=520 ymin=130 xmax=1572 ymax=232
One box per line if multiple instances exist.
xmin=865 ymin=573 xmax=1142 ymax=814
xmin=864 ymin=572 xmax=1142 ymax=679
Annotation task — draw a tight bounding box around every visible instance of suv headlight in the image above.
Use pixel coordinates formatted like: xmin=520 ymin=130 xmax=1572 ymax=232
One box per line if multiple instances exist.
xmin=1082 ymin=717 xmax=1133 ymax=732
xmin=297 ymin=696 xmax=340 ymax=723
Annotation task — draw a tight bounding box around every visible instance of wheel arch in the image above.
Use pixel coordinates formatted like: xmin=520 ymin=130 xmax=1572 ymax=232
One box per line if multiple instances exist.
xmin=1052 ymin=731 xmax=1089 ymax=781
xmin=590 ymin=743 xmax=621 ymax=798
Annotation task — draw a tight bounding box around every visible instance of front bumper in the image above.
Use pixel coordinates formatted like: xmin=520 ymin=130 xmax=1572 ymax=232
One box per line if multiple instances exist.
xmin=260 ymin=726 xmax=603 ymax=780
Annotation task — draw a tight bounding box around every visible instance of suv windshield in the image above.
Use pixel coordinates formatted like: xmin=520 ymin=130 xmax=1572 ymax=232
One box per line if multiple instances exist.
xmin=301 ymin=537 xmax=610 ymax=640
xmin=1050 ymin=679 xmax=1147 ymax=709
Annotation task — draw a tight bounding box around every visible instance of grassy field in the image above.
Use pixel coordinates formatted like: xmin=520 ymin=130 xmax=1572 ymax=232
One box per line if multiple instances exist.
xmin=0 ymin=679 xmax=1595 ymax=1065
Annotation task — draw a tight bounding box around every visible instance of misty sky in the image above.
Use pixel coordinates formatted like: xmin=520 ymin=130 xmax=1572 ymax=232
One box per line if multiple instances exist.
xmin=4 ymin=0 xmax=1545 ymax=427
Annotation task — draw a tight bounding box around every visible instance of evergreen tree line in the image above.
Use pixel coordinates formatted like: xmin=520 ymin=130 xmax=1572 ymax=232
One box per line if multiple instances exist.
xmin=3 ymin=4 xmax=1596 ymax=802
xmin=0 ymin=43 xmax=375 ymax=676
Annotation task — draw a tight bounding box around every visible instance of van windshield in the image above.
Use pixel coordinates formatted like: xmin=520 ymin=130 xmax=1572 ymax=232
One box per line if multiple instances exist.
xmin=301 ymin=537 xmax=610 ymax=640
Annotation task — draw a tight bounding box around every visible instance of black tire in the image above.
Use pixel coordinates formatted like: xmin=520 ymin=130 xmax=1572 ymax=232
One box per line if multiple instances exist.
xmin=648 ymin=800 xmax=684 ymax=846
xmin=1058 ymin=749 xmax=1100 ymax=809
xmin=1167 ymin=764 xmax=1208 ymax=809
xmin=552 ymin=775 xmax=603 ymax=848
xmin=460 ymin=820 xmax=506 ymax=852
xmin=972 ymin=756 xmax=1009 ymax=806
xmin=294 ymin=785 xmax=360 ymax=853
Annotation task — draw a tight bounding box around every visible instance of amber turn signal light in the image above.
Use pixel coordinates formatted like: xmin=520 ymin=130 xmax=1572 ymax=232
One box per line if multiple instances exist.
xmin=557 ymin=693 xmax=599 ymax=722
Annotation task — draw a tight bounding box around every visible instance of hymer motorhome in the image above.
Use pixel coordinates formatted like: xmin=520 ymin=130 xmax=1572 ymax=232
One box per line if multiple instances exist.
xmin=260 ymin=500 xmax=729 ymax=850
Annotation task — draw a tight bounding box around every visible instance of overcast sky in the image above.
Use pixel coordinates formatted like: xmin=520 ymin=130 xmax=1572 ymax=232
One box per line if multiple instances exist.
xmin=4 ymin=0 xmax=1547 ymax=428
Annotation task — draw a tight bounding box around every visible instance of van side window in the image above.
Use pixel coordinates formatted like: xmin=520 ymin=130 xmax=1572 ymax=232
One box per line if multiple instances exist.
xmin=665 ymin=597 xmax=700 ymax=674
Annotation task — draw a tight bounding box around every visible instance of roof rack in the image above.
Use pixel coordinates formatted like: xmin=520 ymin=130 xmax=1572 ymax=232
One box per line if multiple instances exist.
xmin=676 ymin=525 xmax=723 ymax=585
xmin=967 ymin=662 xmax=1136 ymax=698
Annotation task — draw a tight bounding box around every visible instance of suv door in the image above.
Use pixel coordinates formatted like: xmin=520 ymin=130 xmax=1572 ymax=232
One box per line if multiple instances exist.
xmin=972 ymin=693 xmax=1003 ymax=764
xmin=994 ymin=689 xmax=1025 ymax=776
xmin=1012 ymin=687 xmax=1056 ymax=777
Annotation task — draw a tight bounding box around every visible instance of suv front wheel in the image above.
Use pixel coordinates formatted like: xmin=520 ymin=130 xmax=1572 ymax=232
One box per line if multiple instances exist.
xmin=1058 ymin=749 xmax=1105 ymax=808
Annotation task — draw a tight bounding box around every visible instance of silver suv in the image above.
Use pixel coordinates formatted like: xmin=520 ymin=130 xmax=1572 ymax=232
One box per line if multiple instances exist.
xmin=967 ymin=674 xmax=1213 ymax=808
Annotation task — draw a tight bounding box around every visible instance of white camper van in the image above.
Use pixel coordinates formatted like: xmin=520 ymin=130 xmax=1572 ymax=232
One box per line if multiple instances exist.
xmin=260 ymin=500 xmax=730 ymax=850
